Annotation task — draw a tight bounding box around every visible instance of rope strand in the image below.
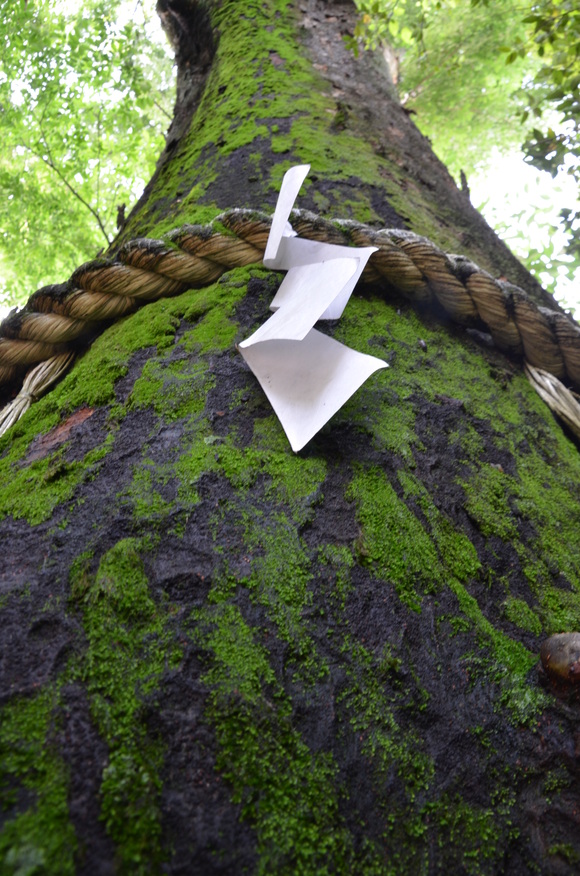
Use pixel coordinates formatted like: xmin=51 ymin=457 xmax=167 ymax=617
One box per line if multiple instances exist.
xmin=1 ymin=208 xmax=580 ymax=439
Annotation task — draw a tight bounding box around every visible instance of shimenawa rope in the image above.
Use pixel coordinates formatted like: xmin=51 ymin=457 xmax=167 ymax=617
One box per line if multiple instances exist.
xmin=1 ymin=208 xmax=580 ymax=440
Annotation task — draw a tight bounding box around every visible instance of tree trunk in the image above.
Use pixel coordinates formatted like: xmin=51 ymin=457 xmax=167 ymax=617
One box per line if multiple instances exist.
xmin=2 ymin=1 xmax=580 ymax=874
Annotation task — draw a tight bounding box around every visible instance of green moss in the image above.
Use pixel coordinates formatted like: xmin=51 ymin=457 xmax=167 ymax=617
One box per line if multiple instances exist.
xmin=447 ymin=422 xmax=485 ymax=462
xmin=542 ymin=766 xmax=571 ymax=799
xmin=129 ymin=358 xmax=214 ymax=421
xmin=398 ymin=470 xmax=481 ymax=582
xmin=193 ymin=602 xmax=384 ymax=875
xmin=331 ymin=290 xmax=580 ymax=713
xmin=462 ymin=465 xmax=518 ymax=540
xmin=502 ymin=596 xmax=542 ymax=635
xmin=175 ymin=429 xmax=218 ymax=507
xmin=216 ymin=442 xmax=326 ymax=526
xmin=437 ymin=613 xmax=472 ymax=635
xmin=0 ymin=433 xmax=113 ymax=525
xmin=454 ymin=408 xmax=580 ymax=635
xmin=179 ymin=268 xmax=259 ymax=355
xmin=446 ymin=578 xmax=543 ymax=723
xmin=0 ymin=688 xmax=76 ymax=875
xmin=69 ymin=539 xmax=182 ymax=873
xmin=347 ymin=465 xmax=442 ymax=610
xmin=367 ymin=393 xmax=420 ymax=462
xmin=251 ymin=413 xmax=289 ymax=452
xmin=211 ymin=500 xmax=326 ymax=684
xmin=516 ymin=447 xmax=580 ymax=590
xmin=505 ymin=414 xmax=580 ymax=634
xmin=247 ymin=514 xmax=316 ymax=652
xmin=548 ymin=843 xmax=580 ymax=866
xmin=536 ymin=585 xmax=580 ymax=634
xmin=48 ymin=295 xmax=186 ymax=413
xmin=344 ymin=459 xmax=542 ymax=722
xmin=424 ymin=792 xmax=517 ymax=876
xmin=317 ymin=543 xmax=355 ymax=611
xmin=339 ymin=634 xmax=434 ymax=802
xmin=333 ymin=295 xmax=532 ymax=443
xmin=200 ymin=501 xmax=437 ymax=844
xmin=176 ymin=424 xmax=330 ymax=682
xmin=268 ymin=115 xmax=381 ymax=193
xmin=311 ymin=478 xmax=526 ymax=867
xmin=120 ymin=464 xmax=173 ymax=522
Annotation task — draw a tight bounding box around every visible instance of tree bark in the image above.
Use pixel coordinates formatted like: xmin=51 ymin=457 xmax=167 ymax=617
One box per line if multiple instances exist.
xmin=1 ymin=1 xmax=580 ymax=874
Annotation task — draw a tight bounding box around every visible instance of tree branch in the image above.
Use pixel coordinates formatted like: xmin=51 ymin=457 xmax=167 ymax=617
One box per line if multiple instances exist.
xmin=23 ymin=135 xmax=111 ymax=246
xmin=153 ymin=97 xmax=172 ymax=120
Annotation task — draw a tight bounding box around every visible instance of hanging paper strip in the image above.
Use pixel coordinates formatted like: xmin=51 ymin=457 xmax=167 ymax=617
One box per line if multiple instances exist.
xmin=237 ymin=165 xmax=388 ymax=451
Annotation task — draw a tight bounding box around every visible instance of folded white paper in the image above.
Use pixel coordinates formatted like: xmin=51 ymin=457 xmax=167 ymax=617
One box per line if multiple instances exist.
xmin=239 ymin=259 xmax=357 ymax=347
xmin=263 ymin=164 xmax=310 ymax=265
xmin=239 ymin=330 xmax=386 ymax=452
xmin=270 ymin=237 xmax=378 ymax=320
xmin=238 ymin=165 xmax=388 ymax=451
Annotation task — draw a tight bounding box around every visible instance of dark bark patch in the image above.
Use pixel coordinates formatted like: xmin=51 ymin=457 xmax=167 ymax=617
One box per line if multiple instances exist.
xmin=151 ymin=659 xmax=258 ymax=875
xmin=57 ymin=683 xmax=116 ymax=876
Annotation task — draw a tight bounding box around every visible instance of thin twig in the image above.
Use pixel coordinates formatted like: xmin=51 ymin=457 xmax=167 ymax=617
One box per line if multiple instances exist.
xmin=153 ymin=98 xmax=172 ymax=120
xmin=23 ymin=135 xmax=111 ymax=246
xmin=96 ymin=107 xmax=102 ymax=218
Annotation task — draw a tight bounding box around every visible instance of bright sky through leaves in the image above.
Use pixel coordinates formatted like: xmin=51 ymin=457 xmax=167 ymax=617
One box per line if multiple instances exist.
xmin=472 ymin=152 xmax=579 ymax=310
xmin=353 ymin=0 xmax=580 ymax=312
xmin=0 ymin=0 xmax=175 ymax=317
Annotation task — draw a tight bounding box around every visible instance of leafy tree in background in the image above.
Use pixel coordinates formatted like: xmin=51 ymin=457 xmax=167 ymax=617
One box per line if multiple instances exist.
xmin=518 ymin=0 xmax=580 ymax=268
xmin=350 ymin=0 xmax=536 ymax=175
xmin=350 ymin=0 xmax=580 ymax=295
xmin=517 ymin=1 xmax=579 ymax=180
xmin=0 ymin=0 xmax=174 ymax=308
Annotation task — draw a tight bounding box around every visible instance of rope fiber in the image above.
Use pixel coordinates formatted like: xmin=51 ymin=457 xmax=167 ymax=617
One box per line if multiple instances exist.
xmin=2 ymin=208 xmax=580 ymax=440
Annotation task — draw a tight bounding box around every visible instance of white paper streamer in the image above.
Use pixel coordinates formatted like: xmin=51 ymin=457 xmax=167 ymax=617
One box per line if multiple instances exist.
xmin=262 ymin=164 xmax=309 ymax=265
xmin=269 ymin=237 xmax=378 ymax=320
xmin=238 ymin=259 xmax=357 ymax=346
xmin=238 ymin=165 xmax=388 ymax=452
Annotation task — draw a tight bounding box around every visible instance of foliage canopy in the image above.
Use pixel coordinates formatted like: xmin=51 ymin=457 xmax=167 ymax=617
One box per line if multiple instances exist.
xmin=0 ymin=0 xmax=174 ymax=310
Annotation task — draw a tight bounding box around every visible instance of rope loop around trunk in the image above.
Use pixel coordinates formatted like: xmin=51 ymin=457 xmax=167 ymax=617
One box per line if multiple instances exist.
xmin=2 ymin=209 xmax=580 ymax=440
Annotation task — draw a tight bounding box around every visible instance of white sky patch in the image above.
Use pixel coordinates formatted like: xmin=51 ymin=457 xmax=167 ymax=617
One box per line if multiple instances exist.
xmin=10 ymin=78 xmax=26 ymax=106
xmin=470 ymin=149 xmax=579 ymax=311
xmin=0 ymin=294 xmax=15 ymax=323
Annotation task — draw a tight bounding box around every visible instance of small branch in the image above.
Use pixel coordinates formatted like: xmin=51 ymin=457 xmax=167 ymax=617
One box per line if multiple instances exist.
xmin=153 ymin=98 xmax=172 ymax=120
xmin=96 ymin=107 xmax=102 ymax=218
xmin=23 ymin=134 xmax=111 ymax=246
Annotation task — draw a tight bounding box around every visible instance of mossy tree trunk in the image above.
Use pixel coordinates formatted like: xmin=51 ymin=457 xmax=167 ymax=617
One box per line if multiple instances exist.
xmin=2 ymin=1 xmax=580 ymax=873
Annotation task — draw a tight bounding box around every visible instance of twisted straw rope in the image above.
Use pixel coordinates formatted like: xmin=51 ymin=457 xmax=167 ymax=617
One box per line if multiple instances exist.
xmin=2 ymin=208 xmax=580 ymax=439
